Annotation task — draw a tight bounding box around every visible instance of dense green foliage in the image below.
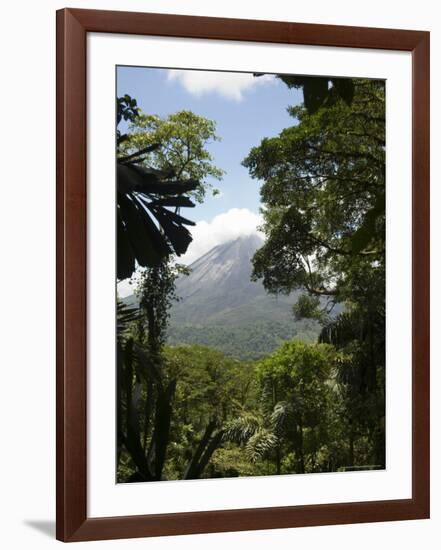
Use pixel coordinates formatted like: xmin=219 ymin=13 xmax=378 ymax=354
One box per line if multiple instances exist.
xmin=116 ymin=97 xmax=223 ymax=278
xmin=243 ymin=77 xmax=386 ymax=468
xmin=167 ymin=320 xmax=320 ymax=360
xmin=117 ymin=75 xmax=386 ymax=482
xmin=243 ymin=78 xmax=385 ymax=303
xmin=277 ymin=75 xmax=354 ymax=114
xmin=118 ymin=337 xmax=382 ymax=481
xmin=120 ymin=109 xmax=224 ymax=203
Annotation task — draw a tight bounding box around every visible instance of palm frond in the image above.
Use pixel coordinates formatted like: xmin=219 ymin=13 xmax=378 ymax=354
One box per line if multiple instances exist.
xmin=222 ymin=415 xmax=260 ymax=444
xmin=117 ymin=159 xmax=198 ymax=279
xmin=245 ymin=429 xmax=278 ymax=463
xmin=117 ymin=299 xmax=139 ymax=341
xmin=270 ymin=401 xmax=295 ymax=434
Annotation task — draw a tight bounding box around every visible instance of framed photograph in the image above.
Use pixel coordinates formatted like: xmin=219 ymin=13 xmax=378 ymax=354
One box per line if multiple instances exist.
xmin=56 ymin=8 xmax=430 ymax=542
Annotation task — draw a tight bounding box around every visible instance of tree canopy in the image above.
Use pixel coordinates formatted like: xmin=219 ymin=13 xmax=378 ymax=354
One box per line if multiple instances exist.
xmin=243 ymin=76 xmax=386 ymax=468
xmin=243 ymin=78 xmax=385 ymax=311
xmin=116 ymin=97 xmax=223 ymax=279
xmin=116 ymin=75 xmax=386 ymax=483
xmin=120 ymin=109 xmax=224 ymax=203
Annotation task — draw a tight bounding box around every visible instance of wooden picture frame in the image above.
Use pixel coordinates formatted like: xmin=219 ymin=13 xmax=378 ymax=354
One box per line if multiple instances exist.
xmin=56 ymin=8 xmax=430 ymax=542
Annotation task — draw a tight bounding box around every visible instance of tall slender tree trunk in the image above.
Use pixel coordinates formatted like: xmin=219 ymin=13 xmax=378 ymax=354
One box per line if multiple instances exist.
xmin=348 ymin=420 xmax=355 ymax=467
xmin=275 ymin=446 xmax=281 ymax=475
xmin=272 ymin=380 xmax=281 ymax=475
xmin=297 ymin=421 xmax=305 ymax=474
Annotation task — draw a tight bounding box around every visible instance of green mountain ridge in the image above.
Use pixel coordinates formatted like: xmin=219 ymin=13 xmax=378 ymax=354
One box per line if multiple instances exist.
xmin=122 ymin=235 xmax=321 ymax=359
xmin=167 ymin=320 xmax=320 ymax=361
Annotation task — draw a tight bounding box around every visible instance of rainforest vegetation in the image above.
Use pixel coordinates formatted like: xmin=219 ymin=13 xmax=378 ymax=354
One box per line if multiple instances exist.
xmin=116 ymin=75 xmax=386 ymax=482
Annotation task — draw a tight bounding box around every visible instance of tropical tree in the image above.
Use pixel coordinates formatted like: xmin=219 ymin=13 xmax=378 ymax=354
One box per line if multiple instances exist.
xmin=253 ymin=74 xmax=355 ymax=115
xmin=117 ymin=76 xmax=387 ymax=482
xmin=277 ymin=75 xmax=355 ymax=115
xmin=163 ymin=346 xmax=257 ymax=480
xmin=117 ymin=97 xmax=224 ymax=280
xmin=117 ymin=344 xmax=259 ymax=481
xmin=243 ymin=78 xmax=385 ymax=308
xmin=242 ymin=77 xmax=386 ymax=469
xmin=117 ymin=96 xmax=203 ymax=279
xmin=119 ymin=109 xmax=224 ymax=203
xmin=256 ymin=341 xmax=336 ymax=473
xmin=220 ymin=342 xmax=339 ymax=475
xmin=116 ymin=97 xmax=226 ymax=481
xmin=320 ymin=308 xmax=385 ymax=468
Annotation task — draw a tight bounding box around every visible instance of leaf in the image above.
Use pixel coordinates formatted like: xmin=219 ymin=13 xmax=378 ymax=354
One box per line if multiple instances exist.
xmin=118 ymin=192 xmax=170 ymax=267
xmin=223 ymin=415 xmax=260 ymax=444
xmin=277 ymin=75 xmax=355 ymax=114
xmin=117 ymin=209 xmax=136 ymax=280
xmin=183 ymin=419 xmax=217 ymax=479
xmin=270 ymin=401 xmax=294 ymax=433
xmin=148 ymin=203 xmax=196 ymax=226
xmin=118 ymin=143 xmax=161 ymax=164
xmin=116 ymin=129 xmax=204 ymax=277
xmin=350 ymin=192 xmax=385 ymax=253
xmin=133 ymin=344 xmax=162 ymax=384
xmin=149 ymin=206 xmax=193 ymax=255
xmin=116 ymin=300 xmax=139 ymax=339
xmin=331 ymin=78 xmax=355 ymax=106
xmin=150 ymin=196 xmax=195 ymax=208
xmin=152 ymin=380 xmax=176 ymax=479
xmin=117 ymin=164 xmax=163 ymax=193
xmin=118 ymin=164 xmax=199 ymax=196
xmin=245 ymin=429 xmax=278 ymax=463
xmin=302 ymin=78 xmax=330 ymax=114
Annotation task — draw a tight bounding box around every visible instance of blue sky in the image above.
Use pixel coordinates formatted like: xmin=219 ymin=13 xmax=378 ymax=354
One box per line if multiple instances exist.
xmin=117 ymin=66 xmax=301 ymax=294
xmin=117 ymin=66 xmax=301 ymax=222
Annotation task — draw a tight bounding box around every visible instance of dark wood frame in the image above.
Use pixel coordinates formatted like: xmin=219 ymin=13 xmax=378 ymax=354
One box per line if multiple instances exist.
xmin=56 ymin=7 xmax=430 ymax=542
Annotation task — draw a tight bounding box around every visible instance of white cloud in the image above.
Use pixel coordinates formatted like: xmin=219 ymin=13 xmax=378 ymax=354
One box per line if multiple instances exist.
xmin=117 ymin=208 xmax=263 ymax=297
xmin=179 ymin=208 xmax=263 ymax=265
xmin=167 ymin=70 xmax=274 ymax=101
xmin=117 ymin=278 xmax=135 ymax=299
